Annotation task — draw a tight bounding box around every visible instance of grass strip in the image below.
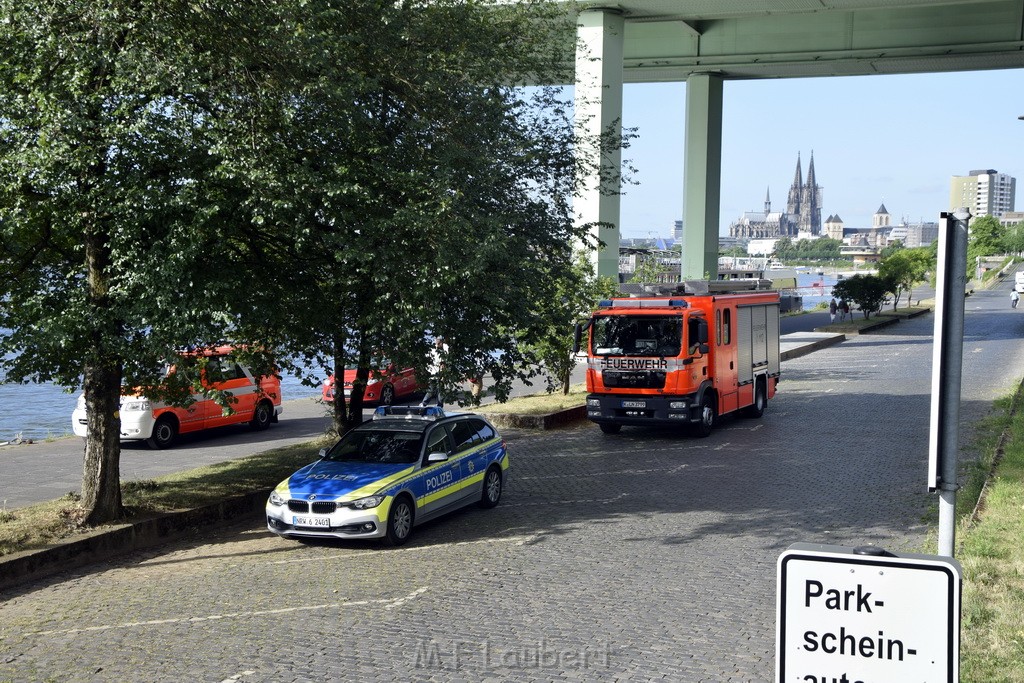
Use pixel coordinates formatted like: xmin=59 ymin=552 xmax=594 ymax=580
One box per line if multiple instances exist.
xmin=0 ymin=437 xmax=331 ymax=557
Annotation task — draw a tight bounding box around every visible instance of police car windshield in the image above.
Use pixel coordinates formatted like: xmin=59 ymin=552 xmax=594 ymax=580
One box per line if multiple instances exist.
xmin=324 ymin=429 xmax=423 ymax=464
xmin=592 ymin=315 xmax=682 ymax=357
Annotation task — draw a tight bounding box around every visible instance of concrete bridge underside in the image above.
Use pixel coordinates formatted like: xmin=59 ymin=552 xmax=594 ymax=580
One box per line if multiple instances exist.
xmin=570 ymin=0 xmax=1024 ymax=280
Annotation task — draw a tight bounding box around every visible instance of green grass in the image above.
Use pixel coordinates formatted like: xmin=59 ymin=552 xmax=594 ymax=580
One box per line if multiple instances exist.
xmin=959 ymin=385 xmax=1024 ymax=682
xmin=475 ymin=383 xmax=587 ymax=416
xmin=0 ymin=438 xmax=331 ymax=557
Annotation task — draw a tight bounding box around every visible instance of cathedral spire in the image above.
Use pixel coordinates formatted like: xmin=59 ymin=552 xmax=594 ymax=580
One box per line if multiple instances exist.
xmin=806 ymin=150 xmax=817 ymax=190
xmin=765 ymin=187 xmax=771 ymax=213
xmin=786 ymin=152 xmax=803 ymax=216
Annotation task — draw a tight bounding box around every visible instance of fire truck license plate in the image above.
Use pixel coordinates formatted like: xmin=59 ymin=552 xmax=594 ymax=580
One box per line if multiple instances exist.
xmin=621 ymin=400 xmax=646 ymax=408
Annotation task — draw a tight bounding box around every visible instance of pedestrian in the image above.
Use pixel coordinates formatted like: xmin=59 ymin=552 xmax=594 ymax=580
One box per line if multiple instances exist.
xmin=1012 ymin=289 xmax=1020 ymax=309
xmin=419 ymin=337 xmax=447 ymax=407
xmin=840 ymin=298 xmax=850 ymax=321
xmin=829 ymin=297 xmax=838 ymax=323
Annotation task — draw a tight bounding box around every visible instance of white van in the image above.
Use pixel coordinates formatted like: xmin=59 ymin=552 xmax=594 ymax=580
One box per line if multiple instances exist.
xmin=1015 ymin=271 xmax=1024 ymax=293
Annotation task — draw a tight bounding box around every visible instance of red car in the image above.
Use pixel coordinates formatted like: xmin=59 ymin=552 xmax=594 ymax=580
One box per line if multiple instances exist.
xmin=322 ymin=362 xmax=422 ymax=406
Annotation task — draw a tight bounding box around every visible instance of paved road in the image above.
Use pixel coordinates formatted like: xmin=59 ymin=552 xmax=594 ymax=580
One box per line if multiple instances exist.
xmin=2 ymin=286 xmax=1022 ymax=681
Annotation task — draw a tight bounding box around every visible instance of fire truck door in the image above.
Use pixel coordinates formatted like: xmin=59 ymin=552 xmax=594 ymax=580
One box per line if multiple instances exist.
xmin=714 ymin=307 xmax=739 ymax=414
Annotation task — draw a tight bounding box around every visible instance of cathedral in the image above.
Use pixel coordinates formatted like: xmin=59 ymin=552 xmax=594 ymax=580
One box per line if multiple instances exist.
xmin=729 ymin=152 xmax=823 ymax=240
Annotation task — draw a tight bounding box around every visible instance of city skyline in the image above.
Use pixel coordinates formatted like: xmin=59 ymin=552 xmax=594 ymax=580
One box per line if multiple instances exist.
xmin=616 ymin=68 xmax=1024 ymax=239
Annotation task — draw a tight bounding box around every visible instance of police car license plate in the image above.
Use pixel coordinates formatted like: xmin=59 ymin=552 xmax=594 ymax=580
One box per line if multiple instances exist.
xmin=621 ymin=400 xmax=646 ymax=408
xmin=292 ymin=515 xmax=331 ymax=528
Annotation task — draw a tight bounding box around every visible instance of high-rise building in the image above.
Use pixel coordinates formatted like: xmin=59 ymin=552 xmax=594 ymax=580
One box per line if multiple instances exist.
xmin=949 ymin=169 xmax=1016 ymax=218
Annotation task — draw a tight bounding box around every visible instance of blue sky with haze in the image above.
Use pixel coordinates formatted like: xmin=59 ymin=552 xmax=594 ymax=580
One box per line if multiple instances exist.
xmin=617 ymin=68 xmax=1024 ymax=239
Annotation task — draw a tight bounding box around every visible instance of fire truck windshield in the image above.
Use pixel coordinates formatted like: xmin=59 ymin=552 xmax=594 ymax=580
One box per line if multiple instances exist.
xmin=591 ymin=315 xmax=683 ymax=357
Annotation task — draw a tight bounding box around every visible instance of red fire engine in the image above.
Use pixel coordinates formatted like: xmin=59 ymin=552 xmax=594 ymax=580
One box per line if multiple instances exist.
xmin=575 ymin=283 xmax=780 ymax=436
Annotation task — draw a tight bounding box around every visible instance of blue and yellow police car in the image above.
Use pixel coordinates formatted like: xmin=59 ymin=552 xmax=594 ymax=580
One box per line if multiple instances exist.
xmin=266 ymin=406 xmax=508 ymax=545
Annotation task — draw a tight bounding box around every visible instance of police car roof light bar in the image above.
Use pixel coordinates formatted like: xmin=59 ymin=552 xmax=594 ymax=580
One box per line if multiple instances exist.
xmin=373 ymin=405 xmax=445 ymax=420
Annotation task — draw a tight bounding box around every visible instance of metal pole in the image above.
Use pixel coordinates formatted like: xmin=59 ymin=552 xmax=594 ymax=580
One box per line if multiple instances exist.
xmin=930 ymin=209 xmax=970 ymax=557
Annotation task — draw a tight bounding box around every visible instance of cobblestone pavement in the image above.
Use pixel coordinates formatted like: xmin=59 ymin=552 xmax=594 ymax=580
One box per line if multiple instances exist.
xmin=1 ymin=290 xmax=1022 ymax=682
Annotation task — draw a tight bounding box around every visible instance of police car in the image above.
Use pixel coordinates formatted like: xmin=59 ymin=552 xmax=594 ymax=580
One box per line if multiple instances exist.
xmin=266 ymin=406 xmax=508 ymax=545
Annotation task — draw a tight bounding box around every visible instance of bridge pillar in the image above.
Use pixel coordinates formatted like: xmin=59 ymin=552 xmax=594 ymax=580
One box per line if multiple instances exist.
xmin=574 ymin=8 xmax=624 ymax=281
xmin=681 ymin=73 xmax=724 ymax=280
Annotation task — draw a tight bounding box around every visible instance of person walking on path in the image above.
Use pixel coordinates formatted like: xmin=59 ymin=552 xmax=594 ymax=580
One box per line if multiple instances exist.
xmin=829 ymin=297 xmax=838 ymax=323
xmin=1012 ymin=289 xmax=1020 ymax=309
xmin=840 ymin=298 xmax=850 ymax=321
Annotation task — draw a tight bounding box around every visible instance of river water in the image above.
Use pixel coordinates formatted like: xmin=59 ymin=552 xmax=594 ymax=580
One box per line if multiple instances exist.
xmin=0 ymin=366 xmax=323 ymax=443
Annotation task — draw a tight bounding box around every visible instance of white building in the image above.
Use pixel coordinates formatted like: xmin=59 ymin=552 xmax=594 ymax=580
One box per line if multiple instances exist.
xmin=950 ymin=169 xmax=1017 ymax=219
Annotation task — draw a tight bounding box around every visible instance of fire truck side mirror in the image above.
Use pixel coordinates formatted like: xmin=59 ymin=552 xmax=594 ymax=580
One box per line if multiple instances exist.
xmin=697 ymin=319 xmax=709 ymax=344
xmin=572 ymin=323 xmax=582 ymax=355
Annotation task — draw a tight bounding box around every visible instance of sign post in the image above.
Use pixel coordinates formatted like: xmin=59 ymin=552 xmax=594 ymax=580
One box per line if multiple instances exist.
xmin=777 ymin=543 xmax=962 ymax=683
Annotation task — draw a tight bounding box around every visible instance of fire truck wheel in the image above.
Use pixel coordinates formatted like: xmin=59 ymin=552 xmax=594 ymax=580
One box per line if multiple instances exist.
xmin=380 ymin=384 xmax=395 ymax=406
xmin=694 ymin=395 xmax=716 ymax=438
xmin=744 ymin=382 xmax=766 ymax=419
xmin=250 ymin=400 xmax=273 ymax=430
xmin=146 ymin=416 xmax=178 ymax=449
xmin=599 ymin=423 xmax=622 ymax=435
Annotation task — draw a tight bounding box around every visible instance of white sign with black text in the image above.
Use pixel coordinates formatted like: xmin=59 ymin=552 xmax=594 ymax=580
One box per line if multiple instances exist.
xmin=777 ymin=543 xmax=961 ymax=683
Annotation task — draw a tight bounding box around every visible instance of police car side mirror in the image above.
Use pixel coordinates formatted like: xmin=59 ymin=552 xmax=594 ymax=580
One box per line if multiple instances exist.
xmin=427 ymin=452 xmax=448 ymax=463
xmin=318 ymin=448 xmax=328 ymax=459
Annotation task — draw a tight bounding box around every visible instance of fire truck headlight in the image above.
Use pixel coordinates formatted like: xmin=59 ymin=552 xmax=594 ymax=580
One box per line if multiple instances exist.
xmin=587 ymin=399 xmax=600 ymax=407
xmin=669 ymin=401 xmax=688 ymax=410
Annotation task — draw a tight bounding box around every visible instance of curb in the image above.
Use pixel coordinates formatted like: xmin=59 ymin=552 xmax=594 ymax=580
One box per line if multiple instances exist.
xmin=780 ymin=334 xmax=845 ymax=361
xmin=486 ymin=405 xmax=587 ymax=430
xmin=0 ymin=489 xmax=270 ymax=593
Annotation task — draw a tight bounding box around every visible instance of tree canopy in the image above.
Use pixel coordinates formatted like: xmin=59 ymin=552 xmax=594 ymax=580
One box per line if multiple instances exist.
xmin=0 ymin=0 xmax=613 ymax=523
xmin=832 ymin=274 xmax=889 ymax=319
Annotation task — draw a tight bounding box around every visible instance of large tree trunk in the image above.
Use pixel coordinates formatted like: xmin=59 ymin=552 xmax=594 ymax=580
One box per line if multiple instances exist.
xmin=81 ymin=227 xmax=124 ymax=524
xmin=81 ymin=360 xmax=123 ymax=524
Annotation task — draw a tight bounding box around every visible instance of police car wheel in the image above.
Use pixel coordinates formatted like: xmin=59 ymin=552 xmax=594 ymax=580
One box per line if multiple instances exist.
xmin=384 ymin=496 xmax=414 ymax=546
xmin=250 ymin=401 xmax=273 ymax=430
xmin=146 ymin=416 xmax=178 ymax=450
xmin=479 ymin=466 xmax=502 ymax=509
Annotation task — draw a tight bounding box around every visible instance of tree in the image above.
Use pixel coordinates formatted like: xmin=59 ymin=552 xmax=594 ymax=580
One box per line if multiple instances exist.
xmin=878 ymin=248 xmax=932 ymax=309
xmin=968 ymin=215 xmax=1005 ymax=260
xmin=880 ymin=240 xmax=904 ymax=260
xmin=212 ymin=0 xmax=617 ymax=435
xmin=530 ymin=256 xmax=618 ymax=395
xmin=1002 ymin=221 xmax=1024 ymax=256
xmin=0 ymin=1 xmax=282 ymax=523
xmin=832 ymin=274 xmax=889 ymax=319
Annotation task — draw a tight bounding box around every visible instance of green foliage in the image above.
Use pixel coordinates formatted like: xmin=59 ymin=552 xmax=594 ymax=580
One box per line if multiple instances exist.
xmin=1002 ymin=221 xmax=1024 ymax=255
xmin=774 ymin=237 xmax=842 ymax=261
xmin=628 ymin=254 xmax=667 ymax=284
xmin=0 ymin=0 xmax=613 ymax=517
xmin=878 ymin=247 xmax=933 ymax=309
xmin=968 ymin=215 xmax=1006 ymax=260
xmin=831 ymin=274 xmax=889 ymax=319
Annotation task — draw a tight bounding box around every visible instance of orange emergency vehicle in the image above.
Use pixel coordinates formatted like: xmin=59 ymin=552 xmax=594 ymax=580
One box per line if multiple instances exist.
xmin=575 ymin=283 xmax=780 ymax=436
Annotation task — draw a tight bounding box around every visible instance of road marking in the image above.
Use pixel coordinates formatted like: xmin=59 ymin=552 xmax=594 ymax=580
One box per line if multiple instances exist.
xmin=14 ymin=587 xmax=429 ymax=639
xmin=219 ymin=672 xmax=256 ymax=683
xmin=506 ymin=493 xmax=627 ymax=508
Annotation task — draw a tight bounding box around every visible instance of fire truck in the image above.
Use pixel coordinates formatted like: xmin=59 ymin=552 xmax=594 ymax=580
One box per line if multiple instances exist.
xmin=574 ymin=282 xmax=781 ymax=436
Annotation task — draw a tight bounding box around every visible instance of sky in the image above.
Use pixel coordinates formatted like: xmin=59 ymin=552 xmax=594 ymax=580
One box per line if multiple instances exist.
xmin=616 ymin=68 xmax=1024 ymax=239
